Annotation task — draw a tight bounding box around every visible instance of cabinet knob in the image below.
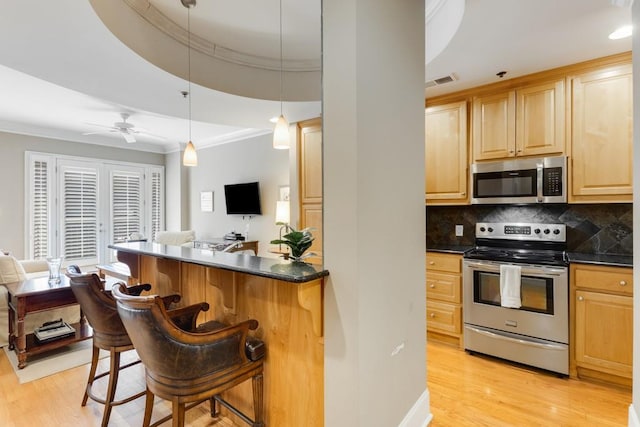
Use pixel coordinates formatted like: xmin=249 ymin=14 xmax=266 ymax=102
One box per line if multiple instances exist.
xmin=429 ymin=261 xmax=435 ymax=265
xmin=620 ymin=280 xmax=627 ymax=286
xmin=577 ymin=296 xmax=584 ymax=301
xmin=430 ymin=313 xmax=436 ymax=318
xmin=517 ymin=149 xmax=523 ymax=153
xmin=509 ymin=150 xmax=515 ymax=154
xmin=429 ymin=284 xmax=435 ymax=288
xmin=461 ymin=192 xmax=466 ymax=196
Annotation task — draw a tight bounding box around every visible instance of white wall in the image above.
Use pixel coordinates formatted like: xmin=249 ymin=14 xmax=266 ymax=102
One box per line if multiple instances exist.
xmin=0 ymin=131 xmax=164 ymax=258
xmin=323 ymin=1 xmax=428 ymax=425
xmin=185 ymin=133 xmax=289 ymax=257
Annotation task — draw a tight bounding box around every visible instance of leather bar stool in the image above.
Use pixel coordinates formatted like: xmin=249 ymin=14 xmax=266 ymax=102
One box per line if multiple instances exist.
xmin=66 ymin=270 xmax=180 ymax=427
xmin=111 ymin=282 xmax=266 ymax=427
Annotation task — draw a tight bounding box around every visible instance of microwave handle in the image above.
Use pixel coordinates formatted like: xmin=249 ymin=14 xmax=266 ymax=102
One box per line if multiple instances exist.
xmin=536 ymin=163 xmax=543 ymax=202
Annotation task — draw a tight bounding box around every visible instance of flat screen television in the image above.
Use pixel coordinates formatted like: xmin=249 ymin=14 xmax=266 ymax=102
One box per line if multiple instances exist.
xmin=224 ymin=181 xmax=262 ymax=215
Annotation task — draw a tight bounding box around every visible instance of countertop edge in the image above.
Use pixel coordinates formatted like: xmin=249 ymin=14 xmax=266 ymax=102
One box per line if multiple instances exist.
xmin=109 ymin=243 xmax=329 ymax=284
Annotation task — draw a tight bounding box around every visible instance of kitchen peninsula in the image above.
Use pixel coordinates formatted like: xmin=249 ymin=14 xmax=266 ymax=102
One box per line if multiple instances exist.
xmin=109 ymin=242 xmax=328 ymax=426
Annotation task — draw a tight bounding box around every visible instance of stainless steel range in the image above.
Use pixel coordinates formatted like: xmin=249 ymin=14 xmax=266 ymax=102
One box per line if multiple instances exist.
xmin=463 ymin=222 xmax=569 ymax=375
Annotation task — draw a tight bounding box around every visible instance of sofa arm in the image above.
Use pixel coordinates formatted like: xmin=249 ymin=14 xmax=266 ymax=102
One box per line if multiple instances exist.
xmin=19 ymin=259 xmax=48 ymax=274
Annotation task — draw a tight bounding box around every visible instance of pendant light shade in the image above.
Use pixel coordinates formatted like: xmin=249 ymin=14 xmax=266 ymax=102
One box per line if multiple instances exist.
xmin=273 ymin=114 xmax=289 ymax=149
xmin=273 ymin=0 xmax=290 ymax=150
xmin=183 ymin=140 xmax=198 ymax=166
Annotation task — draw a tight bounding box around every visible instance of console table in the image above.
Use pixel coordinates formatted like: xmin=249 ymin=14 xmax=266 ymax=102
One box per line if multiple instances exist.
xmin=5 ymin=275 xmax=91 ymax=368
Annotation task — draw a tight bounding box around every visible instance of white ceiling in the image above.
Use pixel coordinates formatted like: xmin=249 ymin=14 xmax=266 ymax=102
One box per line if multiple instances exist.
xmin=0 ymin=0 xmax=632 ymax=154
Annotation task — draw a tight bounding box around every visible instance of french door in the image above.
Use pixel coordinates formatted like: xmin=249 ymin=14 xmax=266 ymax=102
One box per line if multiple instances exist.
xmin=26 ymin=152 xmax=163 ymax=266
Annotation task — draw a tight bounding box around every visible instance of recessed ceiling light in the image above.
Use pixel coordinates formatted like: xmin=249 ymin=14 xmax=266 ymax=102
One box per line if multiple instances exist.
xmin=609 ymin=25 xmax=632 ymax=40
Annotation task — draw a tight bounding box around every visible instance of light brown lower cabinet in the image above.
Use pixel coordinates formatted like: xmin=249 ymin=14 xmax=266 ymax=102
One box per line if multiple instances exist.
xmin=426 ymin=252 xmax=463 ymax=349
xmin=570 ymin=263 xmax=633 ymax=387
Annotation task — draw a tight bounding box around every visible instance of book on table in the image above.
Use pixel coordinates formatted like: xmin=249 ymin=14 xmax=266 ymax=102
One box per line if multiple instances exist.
xmin=34 ymin=318 xmax=76 ymax=343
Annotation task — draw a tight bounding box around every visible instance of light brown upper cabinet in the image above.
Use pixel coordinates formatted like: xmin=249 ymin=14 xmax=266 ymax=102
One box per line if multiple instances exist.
xmin=425 ymin=101 xmax=468 ymax=205
xmin=298 ymin=118 xmax=323 ymax=264
xmin=569 ymin=63 xmax=633 ymax=203
xmin=472 ymin=79 xmax=565 ymax=161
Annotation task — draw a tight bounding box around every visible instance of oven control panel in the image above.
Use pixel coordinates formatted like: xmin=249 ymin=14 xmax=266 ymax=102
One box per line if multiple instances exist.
xmin=476 ymin=222 xmax=566 ymax=242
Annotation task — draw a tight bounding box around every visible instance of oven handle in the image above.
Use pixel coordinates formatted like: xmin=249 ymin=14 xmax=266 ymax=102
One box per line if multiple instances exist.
xmin=465 ymin=325 xmax=567 ymax=351
xmin=464 ymin=260 xmax=566 ymax=276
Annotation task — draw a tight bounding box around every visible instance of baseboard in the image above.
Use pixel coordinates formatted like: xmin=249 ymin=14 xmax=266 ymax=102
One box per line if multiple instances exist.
xmin=629 ymin=404 xmax=640 ymax=427
xmin=398 ymin=389 xmax=432 ymax=427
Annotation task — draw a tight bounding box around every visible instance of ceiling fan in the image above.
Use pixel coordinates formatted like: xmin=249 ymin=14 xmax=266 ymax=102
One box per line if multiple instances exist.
xmin=83 ymin=113 xmax=165 ymax=143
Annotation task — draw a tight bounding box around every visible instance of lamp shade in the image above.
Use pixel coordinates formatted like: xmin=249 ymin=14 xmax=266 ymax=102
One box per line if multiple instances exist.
xmin=273 ymin=115 xmax=290 ymax=149
xmin=275 ymin=200 xmax=290 ymax=224
xmin=183 ymin=140 xmax=198 ymax=166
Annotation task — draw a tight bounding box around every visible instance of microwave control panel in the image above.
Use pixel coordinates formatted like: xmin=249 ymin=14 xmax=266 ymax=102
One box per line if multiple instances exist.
xmin=543 ymin=167 xmax=563 ymax=196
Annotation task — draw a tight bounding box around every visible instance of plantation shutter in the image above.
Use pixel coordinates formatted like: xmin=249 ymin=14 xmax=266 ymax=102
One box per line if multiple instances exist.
xmin=60 ymin=165 xmax=99 ymax=264
xmin=111 ymin=170 xmax=142 ymax=243
xmin=28 ymin=156 xmax=53 ymax=259
xmin=150 ymin=170 xmax=162 ymax=242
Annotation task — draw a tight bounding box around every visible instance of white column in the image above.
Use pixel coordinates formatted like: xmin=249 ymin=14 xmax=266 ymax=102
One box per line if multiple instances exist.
xmin=323 ymin=1 xmax=428 ymax=425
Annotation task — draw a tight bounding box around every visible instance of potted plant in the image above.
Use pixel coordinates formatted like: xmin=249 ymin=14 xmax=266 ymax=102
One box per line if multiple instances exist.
xmin=270 ymin=226 xmax=315 ymax=262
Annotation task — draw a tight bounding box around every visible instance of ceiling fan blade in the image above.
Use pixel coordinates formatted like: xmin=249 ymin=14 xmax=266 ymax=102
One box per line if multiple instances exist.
xmin=84 ymin=122 xmax=117 ymax=130
xmin=136 ymin=130 xmax=167 ymax=141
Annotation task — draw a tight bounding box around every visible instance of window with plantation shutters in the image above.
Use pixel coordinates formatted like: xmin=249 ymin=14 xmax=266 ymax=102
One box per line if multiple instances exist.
xmin=27 ymin=155 xmax=53 ymax=259
xmin=150 ymin=170 xmax=163 ymax=242
xmin=26 ymin=152 xmax=164 ymax=264
xmin=60 ymin=165 xmax=99 ymax=263
xmin=111 ymin=170 xmax=142 ymax=244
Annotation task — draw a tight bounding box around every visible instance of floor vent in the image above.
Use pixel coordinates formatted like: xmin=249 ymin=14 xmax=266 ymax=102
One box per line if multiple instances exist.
xmin=425 ymin=73 xmax=457 ymax=88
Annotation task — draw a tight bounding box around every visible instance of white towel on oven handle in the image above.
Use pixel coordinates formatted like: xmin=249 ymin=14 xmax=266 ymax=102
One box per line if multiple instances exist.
xmin=500 ymin=264 xmax=522 ymax=308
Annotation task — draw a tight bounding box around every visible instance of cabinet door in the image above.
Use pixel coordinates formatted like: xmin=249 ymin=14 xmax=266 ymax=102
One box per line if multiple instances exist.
xmin=472 ymin=91 xmax=516 ymax=161
xmin=570 ymin=63 xmax=633 ymax=202
xmin=425 ymin=101 xmax=468 ymax=204
xmin=516 ymin=79 xmax=565 ymax=157
xmin=575 ymin=290 xmax=633 ymax=378
xmin=299 ymin=118 xmax=323 ymax=204
xmin=300 ymin=203 xmax=323 ymax=265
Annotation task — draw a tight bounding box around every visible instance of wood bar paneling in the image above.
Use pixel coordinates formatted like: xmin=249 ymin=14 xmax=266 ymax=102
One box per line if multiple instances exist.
xmin=118 ymin=252 xmax=324 ymax=426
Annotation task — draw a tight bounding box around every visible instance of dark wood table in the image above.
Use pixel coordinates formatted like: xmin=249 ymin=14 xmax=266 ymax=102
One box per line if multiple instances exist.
xmin=4 ymin=275 xmax=91 ymax=368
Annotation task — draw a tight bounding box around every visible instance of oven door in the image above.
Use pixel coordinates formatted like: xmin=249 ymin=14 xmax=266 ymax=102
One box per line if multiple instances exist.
xmin=463 ymin=259 xmax=568 ymax=344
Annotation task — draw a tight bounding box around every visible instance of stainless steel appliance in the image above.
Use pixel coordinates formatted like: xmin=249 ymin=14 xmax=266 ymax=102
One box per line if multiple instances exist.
xmin=471 ymin=156 xmax=566 ymax=204
xmin=463 ymin=222 xmax=569 ymax=375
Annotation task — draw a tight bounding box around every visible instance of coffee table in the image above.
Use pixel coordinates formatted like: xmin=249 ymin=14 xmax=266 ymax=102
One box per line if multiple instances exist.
xmin=4 ymin=275 xmax=91 ymax=368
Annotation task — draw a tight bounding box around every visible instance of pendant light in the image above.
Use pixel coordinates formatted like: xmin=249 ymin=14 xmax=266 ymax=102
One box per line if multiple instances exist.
xmin=182 ymin=0 xmax=198 ymax=166
xmin=273 ymin=0 xmax=290 ymax=149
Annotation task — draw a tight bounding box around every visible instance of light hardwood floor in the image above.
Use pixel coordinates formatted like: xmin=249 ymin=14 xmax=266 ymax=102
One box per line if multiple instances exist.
xmin=427 ymin=340 xmax=631 ymax=426
xmin=0 ymin=348 xmax=228 ymax=426
xmin=0 ymin=341 xmax=632 ymax=426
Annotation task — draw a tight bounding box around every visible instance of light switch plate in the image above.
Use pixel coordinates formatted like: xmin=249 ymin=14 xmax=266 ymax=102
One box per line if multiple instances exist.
xmin=455 ymin=225 xmax=464 ymax=237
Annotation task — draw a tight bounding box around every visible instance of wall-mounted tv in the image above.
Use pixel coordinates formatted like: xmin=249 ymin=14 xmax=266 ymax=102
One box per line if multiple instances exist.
xmin=224 ymin=181 xmax=262 ymax=215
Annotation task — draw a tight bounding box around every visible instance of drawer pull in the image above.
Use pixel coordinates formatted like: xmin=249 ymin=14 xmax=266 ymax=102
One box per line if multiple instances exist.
xmin=429 ymin=261 xmax=435 ymax=265
xmin=430 ymin=313 xmax=436 ymax=318
xmin=620 ymin=280 xmax=627 ymax=286
xmin=429 ymin=284 xmax=435 ymax=288
xmin=578 ymin=296 xmax=584 ymax=301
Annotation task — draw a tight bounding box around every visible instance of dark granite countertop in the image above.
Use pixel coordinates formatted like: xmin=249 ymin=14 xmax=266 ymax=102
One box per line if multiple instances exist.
xmin=567 ymin=252 xmax=633 ymax=268
xmin=110 ymin=242 xmax=329 ymax=283
xmin=426 ymin=245 xmax=474 ymax=255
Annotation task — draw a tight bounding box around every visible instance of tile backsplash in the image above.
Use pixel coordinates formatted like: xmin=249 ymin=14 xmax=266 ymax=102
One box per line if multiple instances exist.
xmin=426 ymin=204 xmax=633 ymax=255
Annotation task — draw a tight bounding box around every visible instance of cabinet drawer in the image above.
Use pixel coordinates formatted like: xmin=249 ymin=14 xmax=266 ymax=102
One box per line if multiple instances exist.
xmin=426 ymin=300 xmax=462 ymax=334
xmin=572 ymin=264 xmax=633 ymax=296
xmin=426 ymin=271 xmax=461 ymax=303
xmin=426 ymin=252 xmax=461 ymax=273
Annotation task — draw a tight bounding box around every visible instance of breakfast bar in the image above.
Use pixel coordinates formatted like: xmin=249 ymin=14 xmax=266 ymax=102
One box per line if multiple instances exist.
xmin=109 ymin=242 xmax=328 ymax=426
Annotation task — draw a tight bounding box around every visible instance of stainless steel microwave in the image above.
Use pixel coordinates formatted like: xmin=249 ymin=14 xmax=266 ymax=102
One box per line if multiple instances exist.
xmin=471 ymin=156 xmax=567 ymax=204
